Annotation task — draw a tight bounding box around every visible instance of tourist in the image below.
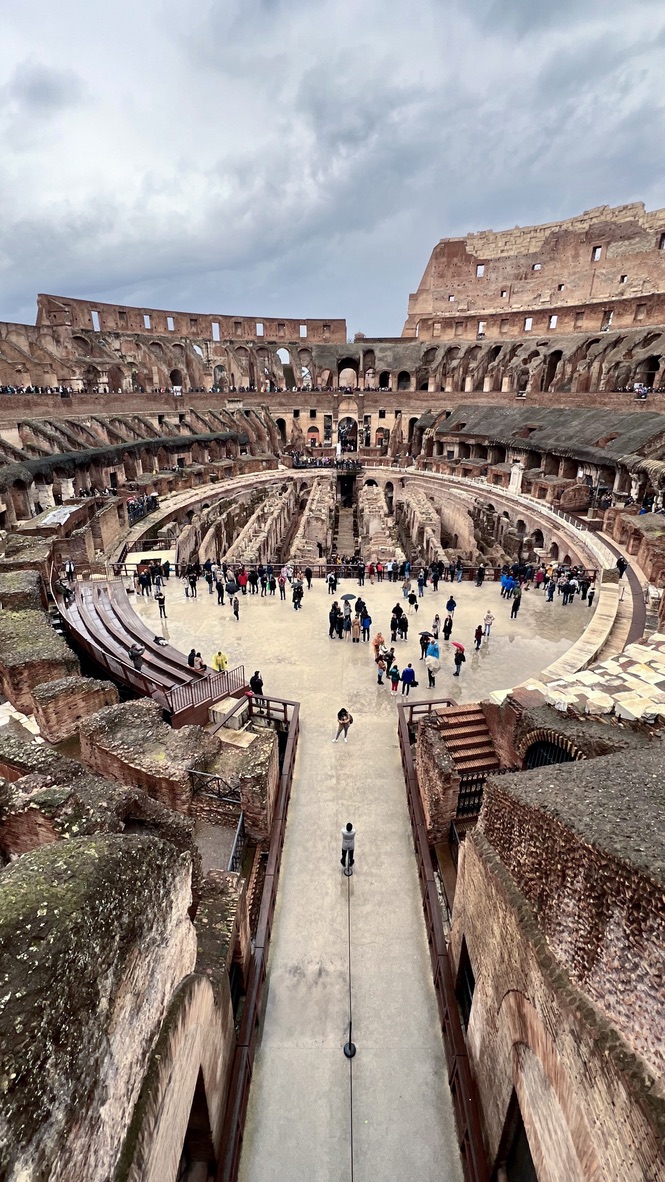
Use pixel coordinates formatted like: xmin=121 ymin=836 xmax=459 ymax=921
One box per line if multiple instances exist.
xmin=278 ymin=574 xmax=286 ymax=600
xmin=187 ymin=649 xmax=196 ymax=667
xmin=340 ymin=821 xmax=355 ymax=871
xmin=588 ymin=585 xmax=596 ymax=608
xmin=546 ymin=580 xmax=555 ymax=602
xmin=419 ymin=632 xmax=430 ymax=660
xmin=371 ymin=631 xmax=385 ymax=659
xmin=232 ymin=595 xmax=240 ymax=620
xmin=238 ymin=569 xmax=248 ymax=595
xmin=453 ymin=649 xmax=466 ymax=676
xmin=390 ymin=613 xmax=399 ymax=643
xmin=332 ymin=707 xmax=353 ymax=743
xmin=269 ymin=575 xmax=277 ymax=596
xmin=215 ymin=578 xmax=225 ymax=605
xmin=212 ymin=650 xmax=228 ymax=672
xmin=260 ymin=573 xmax=268 ymax=596
xmin=292 ymin=582 xmax=303 ymax=610
xmin=193 ymin=652 xmax=206 ymax=671
xmin=401 ymin=663 xmax=416 ymax=695
xmin=65 ymin=559 xmax=75 ymax=582
xmin=155 ymin=590 xmax=167 ymax=619
xmin=329 ymin=602 xmax=340 ymax=638
xmin=446 ymin=594 xmax=457 ymax=616
xmin=388 ymin=664 xmax=401 ymax=695
xmin=408 ymin=590 xmax=419 ymax=613
xmin=474 ymin=624 xmax=483 ymax=650
xmin=443 ymin=614 xmax=454 ymax=642
xmin=376 ymin=561 xmax=384 ymax=582
xmin=456 ymin=558 xmax=463 ymax=582
xmin=402 ymin=577 xmax=411 ymax=600
xmin=425 ymin=639 xmax=440 ymax=688
xmin=304 ymin=566 xmax=313 ymax=590
xmin=128 ymin=642 xmax=144 ymax=670
xmin=351 ymin=614 xmax=361 ymax=642
xmin=510 ymin=593 xmax=522 ymax=619
xmin=432 ymin=614 xmax=441 ymax=638
xmin=205 ymin=569 xmax=214 ymax=594
xmin=376 ymin=654 xmax=387 ymax=685
xmin=368 ymin=563 xmax=376 ymax=583
xmin=249 ymin=670 xmax=264 ymax=706
xmin=475 ymin=563 xmax=485 ymax=587
xmin=417 ymin=570 xmax=425 ymax=597
xmin=398 ymin=614 xmax=409 ymax=641
xmin=483 ymin=610 xmax=494 ymax=636
xmin=188 ymin=572 xmax=198 ymax=598
xmin=361 ymin=610 xmax=372 ymax=641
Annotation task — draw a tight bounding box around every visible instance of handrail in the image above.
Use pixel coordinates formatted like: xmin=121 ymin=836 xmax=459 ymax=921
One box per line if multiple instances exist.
xmin=396 ymin=700 xmax=490 ymax=1182
xmin=217 ymin=696 xmax=300 ymax=1182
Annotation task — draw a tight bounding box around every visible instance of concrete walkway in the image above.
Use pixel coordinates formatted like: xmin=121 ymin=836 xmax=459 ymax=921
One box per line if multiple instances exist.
xmin=132 ymin=575 xmax=591 ymax=1181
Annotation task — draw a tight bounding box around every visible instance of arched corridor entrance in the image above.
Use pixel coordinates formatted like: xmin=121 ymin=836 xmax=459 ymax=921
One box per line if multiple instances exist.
xmin=338 ymin=416 xmax=358 ymax=452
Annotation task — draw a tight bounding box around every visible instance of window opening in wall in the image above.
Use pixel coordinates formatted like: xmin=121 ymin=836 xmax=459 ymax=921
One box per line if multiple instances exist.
xmin=532 ymin=263 xmax=541 ymax=271
xmin=378 ymin=408 xmax=386 ymax=419
xmin=476 ymin=264 xmax=485 ymax=277
xmin=448 ymin=294 xmax=455 ymax=302
xmin=118 ymin=311 xmax=127 ymax=326
xmin=189 ymin=318 xmax=198 ymax=330
xmin=524 ymin=317 xmax=533 ymax=331
xmin=256 ymin=322 xmax=264 ymax=336
xmin=278 ymin=322 xmax=285 ymax=336
xmin=143 ymin=314 xmax=151 ymax=329
xmin=300 ymin=324 xmax=307 ymax=338
xmin=635 ymin=304 xmax=647 ymax=321
xmin=158 ymin=414 xmax=164 ymax=425
xmin=322 ymin=323 xmax=331 ymax=339
xmin=558 ymin=282 xmax=565 ymax=291
xmin=167 ymin=316 xmax=175 ymax=331
xmin=477 ymin=321 xmax=486 ymax=337
xmin=619 ymin=274 xmax=627 ymax=284
xmin=659 ymin=233 xmax=665 ymax=250
xmin=592 ymin=245 xmax=602 ymax=261
xmin=501 ymin=289 xmax=508 ymax=298
xmin=455 ymin=937 xmax=475 ymax=1029
xmin=91 ymin=310 xmax=101 ymax=332
xmin=211 ymin=321 xmax=220 ymax=341
xmin=179 ymin=412 xmax=186 ymax=424
xmin=601 ymin=309 xmax=614 ymax=331
xmin=177 ymin=457 xmax=185 ymax=469
xmin=454 ymin=321 xmax=464 ymax=336
xmin=497 ymin=1092 xmax=538 ymax=1182
xmin=574 ymin=311 xmax=585 ymax=328
xmin=309 ymin=408 xmax=317 ymax=419
xmin=293 ymin=408 xmax=300 ymax=418
xmin=234 ymin=321 xmax=242 ymax=335
xmin=548 ymin=314 xmax=558 ymax=329
xmin=500 ymin=319 xmax=509 ymax=333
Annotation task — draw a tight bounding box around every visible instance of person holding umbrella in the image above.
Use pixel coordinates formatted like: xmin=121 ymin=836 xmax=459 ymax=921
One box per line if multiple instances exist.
xmin=452 ymin=642 xmax=466 ymax=676
xmin=419 ymin=631 xmax=431 ymax=660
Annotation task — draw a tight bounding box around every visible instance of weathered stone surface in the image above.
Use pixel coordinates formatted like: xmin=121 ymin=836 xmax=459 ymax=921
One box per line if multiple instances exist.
xmin=415 ymin=714 xmax=459 ymax=842
xmin=0 ymin=610 xmax=79 ymax=713
xmin=0 ymin=835 xmax=196 ymax=1182
xmin=0 ymin=570 xmax=44 ymax=612
xmin=31 ymin=675 xmax=118 ymax=743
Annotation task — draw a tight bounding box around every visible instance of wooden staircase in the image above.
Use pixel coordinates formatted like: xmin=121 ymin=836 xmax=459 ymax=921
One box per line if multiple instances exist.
xmin=438 ymin=704 xmax=500 ymax=776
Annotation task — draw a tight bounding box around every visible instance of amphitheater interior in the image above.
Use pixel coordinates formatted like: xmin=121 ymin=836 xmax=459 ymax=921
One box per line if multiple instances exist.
xmin=0 ymin=202 xmax=664 ymax=1182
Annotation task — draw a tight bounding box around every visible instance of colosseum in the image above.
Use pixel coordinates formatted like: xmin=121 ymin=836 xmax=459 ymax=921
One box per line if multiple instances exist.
xmin=0 ymin=202 xmax=664 ymax=1182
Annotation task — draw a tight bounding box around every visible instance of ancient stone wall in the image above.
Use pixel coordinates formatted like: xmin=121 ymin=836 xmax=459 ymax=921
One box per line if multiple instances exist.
xmin=224 ymin=482 xmax=298 ymax=565
xmin=31 ymin=675 xmax=119 ymax=744
xmin=287 ymin=476 xmax=335 ymax=564
xmin=357 ymin=482 xmax=404 ymax=564
xmin=396 ymin=487 xmax=449 ymax=564
xmin=414 ymin=715 xmax=459 ymax=843
xmin=0 ymin=609 xmax=79 ymax=713
xmin=0 ymin=569 xmax=45 ymax=611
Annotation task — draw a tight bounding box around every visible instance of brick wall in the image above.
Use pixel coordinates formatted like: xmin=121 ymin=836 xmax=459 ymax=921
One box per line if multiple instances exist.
xmin=32 ymin=676 xmax=119 ymax=743
xmin=414 ymin=715 xmax=460 ymax=842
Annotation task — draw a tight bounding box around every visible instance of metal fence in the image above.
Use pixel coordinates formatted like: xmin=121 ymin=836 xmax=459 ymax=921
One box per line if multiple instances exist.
xmin=168 ymin=665 xmax=246 ymax=716
xmin=228 ymin=813 xmax=246 ymax=873
xmin=396 ymin=701 xmax=489 ymax=1182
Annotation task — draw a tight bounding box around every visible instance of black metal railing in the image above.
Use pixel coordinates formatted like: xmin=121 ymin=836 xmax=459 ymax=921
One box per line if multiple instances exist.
xmin=190 ymin=770 xmax=241 ymax=802
xmin=228 ymin=813 xmax=246 ymax=873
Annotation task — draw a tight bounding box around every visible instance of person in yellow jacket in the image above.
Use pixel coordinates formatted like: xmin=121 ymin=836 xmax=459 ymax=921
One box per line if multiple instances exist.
xmin=212 ymin=650 xmax=228 ymax=672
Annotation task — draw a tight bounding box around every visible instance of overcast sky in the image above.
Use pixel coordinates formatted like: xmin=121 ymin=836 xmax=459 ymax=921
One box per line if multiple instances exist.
xmin=1 ymin=0 xmax=665 ymax=336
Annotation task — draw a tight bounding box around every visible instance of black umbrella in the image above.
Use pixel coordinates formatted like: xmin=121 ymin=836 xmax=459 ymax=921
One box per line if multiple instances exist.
xmin=341 ymin=593 xmax=356 ymax=601
xmin=419 ymin=630 xmax=433 ymax=638
xmin=225 ymin=580 xmax=239 ymax=594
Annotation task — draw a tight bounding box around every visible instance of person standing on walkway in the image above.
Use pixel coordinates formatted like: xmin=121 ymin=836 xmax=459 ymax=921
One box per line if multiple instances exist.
xmin=351 ymin=614 xmax=361 ymax=643
xmin=389 ymin=664 xmax=401 ymax=695
xmin=442 ymin=614 xmax=454 ymax=642
xmin=212 ymin=650 xmax=228 ymax=672
xmin=402 ymin=578 xmax=411 ymax=600
xmin=588 ymin=584 xmax=596 ymax=608
xmin=304 ymin=566 xmax=313 ymax=590
xmin=361 ymin=611 xmax=372 ymax=641
xmin=432 ymin=614 xmax=441 ymax=639
xmin=399 ymin=614 xmax=409 ymax=641
xmin=278 ymin=574 xmax=287 ymax=600
xmin=216 ymin=578 xmax=225 ymax=605
xmin=65 ymin=559 xmax=75 ymax=582
xmin=249 ymin=670 xmax=264 ymax=708
xmin=332 ymin=707 xmax=353 ymax=742
xmin=232 ymin=595 xmax=240 ymax=621
xmin=357 ymin=562 xmax=365 ymax=586
xmin=456 ymin=558 xmax=463 ymax=583
xmin=446 ymin=594 xmax=456 ymax=616
xmin=156 ymin=590 xmax=167 ymax=619
xmin=483 ymin=610 xmax=494 ymax=637
xmin=188 ymin=572 xmax=198 ymax=598
xmin=546 ymin=579 xmax=555 ymax=602
xmin=401 ymin=663 xmax=416 ymax=695
xmin=341 ymin=822 xmax=355 ymax=872
xmin=474 ymin=624 xmax=482 ymax=650
xmin=376 ymin=654 xmax=387 ymax=685
xmin=408 ymin=590 xmax=419 ymax=613
xmin=453 ymin=649 xmax=465 ymax=677
xmin=510 ymin=593 xmax=521 ymax=619
xmin=417 ymin=570 xmax=425 ymax=597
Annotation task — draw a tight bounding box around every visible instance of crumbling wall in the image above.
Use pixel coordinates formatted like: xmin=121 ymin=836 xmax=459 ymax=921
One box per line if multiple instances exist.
xmin=414 ymin=715 xmax=459 ymax=843
xmin=32 ymin=675 xmax=119 ymax=743
xmin=0 ymin=610 xmax=79 ymax=713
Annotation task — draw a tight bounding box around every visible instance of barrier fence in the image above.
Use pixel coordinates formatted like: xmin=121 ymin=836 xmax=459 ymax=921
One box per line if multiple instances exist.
xmin=396 ymin=700 xmax=490 ymax=1182
xmin=218 ymin=695 xmax=300 ymax=1182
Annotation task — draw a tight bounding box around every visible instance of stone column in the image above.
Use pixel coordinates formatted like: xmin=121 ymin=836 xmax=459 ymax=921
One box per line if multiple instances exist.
xmin=61 ymin=477 xmax=76 ymax=500
xmin=509 ymin=463 xmax=524 ymax=494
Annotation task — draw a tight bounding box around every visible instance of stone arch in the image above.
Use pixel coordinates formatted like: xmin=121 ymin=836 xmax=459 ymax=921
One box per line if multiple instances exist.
xmin=515 ymin=727 xmax=586 ymax=764
xmin=319 ymin=368 xmax=333 ymax=389
xmin=384 ymin=480 xmax=394 ymax=513
xmin=72 ymin=335 xmax=91 ymax=355
xmin=170 ymin=369 xmax=183 ymax=388
xmin=532 ymin=528 xmax=544 ymax=549
xmin=108 ymin=365 xmax=125 ymax=394
xmin=338 ymin=357 xmax=359 ymax=388
xmin=338 ymin=416 xmax=357 ymax=450
xmin=378 ymin=371 xmax=391 ymax=389
xmin=549 ymin=542 xmax=559 ymax=560
xmin=397 ymin=370 xmax=411 ymax=390
xmin=542 ymin=350 xmax=564 ymax=392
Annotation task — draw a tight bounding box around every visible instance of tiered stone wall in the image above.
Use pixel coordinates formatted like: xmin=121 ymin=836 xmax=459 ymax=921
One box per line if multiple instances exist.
xmin=357 ymin=482 xmax=404 ymax=564
xmin=224 ymin=482 xmax=298 ymax=565
xmin=396 ymin=487 xmax=449 ymax=564
xmin=287 ymin=476 xmax=335 ymax=564
xmin=0 ymin=609 xmax=79 ymax=713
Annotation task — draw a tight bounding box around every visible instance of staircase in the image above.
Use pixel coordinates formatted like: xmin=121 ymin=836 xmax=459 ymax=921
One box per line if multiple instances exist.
xmin=438 ymin=704 xmax=500 ymax=776
xmin=334 ymin=506 xmax=356 ymax=555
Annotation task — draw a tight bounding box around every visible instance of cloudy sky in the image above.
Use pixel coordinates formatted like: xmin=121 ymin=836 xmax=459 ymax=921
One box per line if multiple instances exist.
xmin=1 ymin=0 xmax=665 ymax=335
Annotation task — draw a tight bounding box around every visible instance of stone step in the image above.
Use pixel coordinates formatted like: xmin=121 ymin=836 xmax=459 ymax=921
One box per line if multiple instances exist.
xmin=446 ymin=735 xmax=494 ymax=752
xmin=443 ymin=724 xmax=488 ymax=741
xmin=456 ymin=755 xmax=501 ymax=772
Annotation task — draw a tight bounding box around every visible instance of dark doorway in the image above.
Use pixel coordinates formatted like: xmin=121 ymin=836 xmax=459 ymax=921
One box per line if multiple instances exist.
xmin=338 ymin=416 xmax=358 ymax=452
xmin=338 ymin=473 xmax=356 ymax=507
xmin=495 ymin=1091 xmax=538 ymax=1182
xmin=523 ymin=740 xmax=575 ymax=770
xmin=177 ymin=1069 xmax=216 ymax=1182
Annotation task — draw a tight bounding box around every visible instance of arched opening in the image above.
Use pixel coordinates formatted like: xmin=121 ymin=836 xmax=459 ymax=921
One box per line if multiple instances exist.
xmin=532 ymin=528 xmax=544 ymax=549
xmin=375 ymin=427 xmax=389 ymax=448
xmin=177 ymin=1068 xmax=217 ymax=1181
xmin=515 ymin=519 xmax=526 ymax=534
xmin=276 ymin=348 xmax=295 ymax=389
xmin=636 ymin=354 xmax=661 ymax=388
xmin=549 ymin=542 xmax=559 ymax=560
xmin=523 ymin=739 xmax=575 ymax=770
xmin=397 ymin=370 xmax=411 ymax=390
xmin=562 ymin=553 xmax=572 ymax=566
xmin=72 ymin=335 xmax=91 ymax=355
xmin=542 ymin=350 xmax=563 ymax=391
xmin=307 ymin=425 xmax=320 ymax=447
xmin=408 ymin=416 xmax=419 ymax=443
xmin=319 ymin=368 xmax=333 ymax=389
xmin=275 ymin=418 xmax=287 ymax=444
xmin=385 ymin=480 xmax=394 ymax=513
xmin=517 ymin=369 xmax=530 ymax=394
xmin=338 ymin=416 xmax=358 ymax=452
xmin=213 ymin=364 xmax=227 ymax=391
xmin=170 ymin=369 xmax=183 ymax=388
xmin=83 ymin=364 xmax=100 ymax=392
xmin=364 ymin=478 xmax=378 ymax=487
xmin=108 ymin=365 xmax=124 ymax=394
xmin=378 ymin=371 xmax=391 ymax=389
xmin=489 ymin=345 xmax=502 ymax=362
xmin=338 ymin=358 xmax=359 ymax=388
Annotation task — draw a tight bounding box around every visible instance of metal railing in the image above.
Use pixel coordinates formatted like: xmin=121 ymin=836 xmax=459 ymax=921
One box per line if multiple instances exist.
xmin=228 ymin=812 xmax=246 ymax=873
xmin=396 ymin=700 xmax=490 ymax=1182
xmin=168 ymin=665 xmax=246 ymax=716
xmin=218 ymin=695 xmax=300 ymax=1182
xmin=190 ymin=770 xmax=241 ymax=802
xmin=402 ymin=696 xmax=458 ymax=731
xmin=456 ymin=776 xmax=486 ymax=818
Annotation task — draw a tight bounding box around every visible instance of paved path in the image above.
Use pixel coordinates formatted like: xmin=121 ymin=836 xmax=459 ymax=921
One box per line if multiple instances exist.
xmin=132 ymin=575 xmax=591 ymax=1181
